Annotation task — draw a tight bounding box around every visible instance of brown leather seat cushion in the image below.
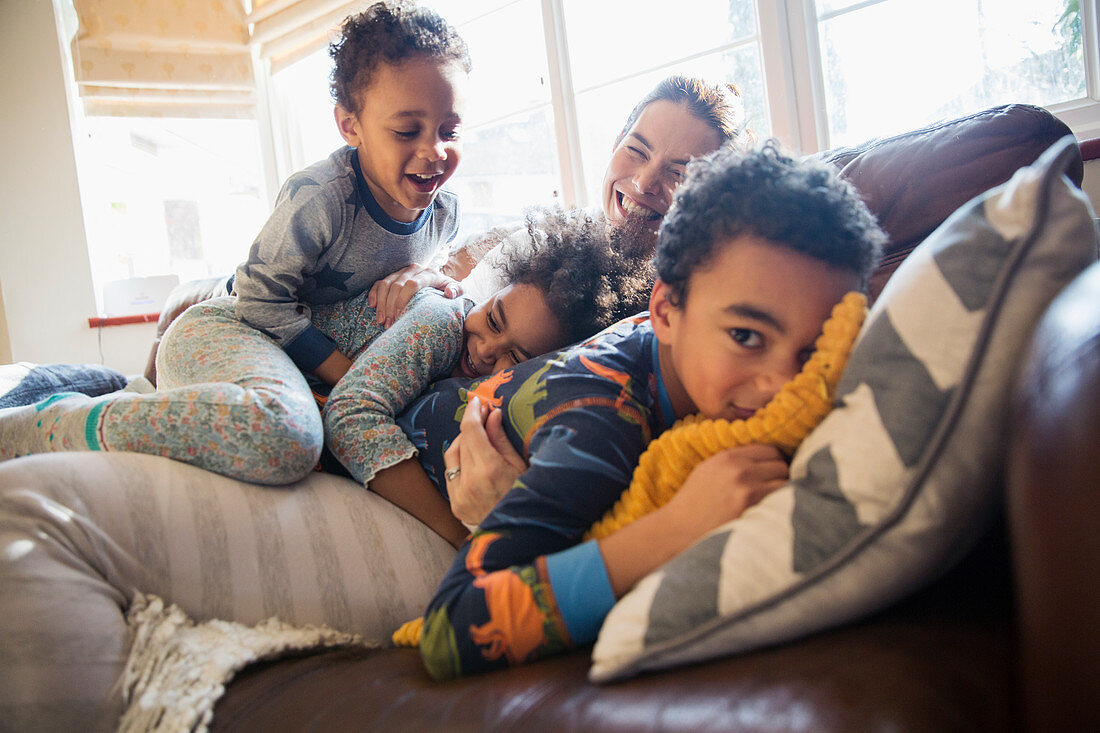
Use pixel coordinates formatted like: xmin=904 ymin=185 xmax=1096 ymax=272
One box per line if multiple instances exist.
xmin=212 ymin=527 xmax=1013 ymax=733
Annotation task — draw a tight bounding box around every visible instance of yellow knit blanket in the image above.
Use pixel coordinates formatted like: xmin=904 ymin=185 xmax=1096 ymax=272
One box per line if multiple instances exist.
xmin=393 ymin=292 xmax=867 ymax=647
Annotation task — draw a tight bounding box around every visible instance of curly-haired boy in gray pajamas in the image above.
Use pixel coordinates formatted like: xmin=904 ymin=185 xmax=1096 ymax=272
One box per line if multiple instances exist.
xmin=234 ymin=1 xmax=470 ymax=386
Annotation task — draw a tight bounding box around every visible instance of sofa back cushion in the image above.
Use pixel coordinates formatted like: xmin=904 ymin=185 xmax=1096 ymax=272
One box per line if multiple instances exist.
xmin=822 ymin=103 xmax=1082 ymax=301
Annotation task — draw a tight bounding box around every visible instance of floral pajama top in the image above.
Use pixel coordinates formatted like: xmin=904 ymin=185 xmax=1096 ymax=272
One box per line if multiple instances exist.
xmin=319 ymin=288 xmax=476 ymax=485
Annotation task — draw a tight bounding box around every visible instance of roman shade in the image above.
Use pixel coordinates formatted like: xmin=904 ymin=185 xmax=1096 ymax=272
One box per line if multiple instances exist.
xmin=69 ymin=0 xmax=365 ymax=118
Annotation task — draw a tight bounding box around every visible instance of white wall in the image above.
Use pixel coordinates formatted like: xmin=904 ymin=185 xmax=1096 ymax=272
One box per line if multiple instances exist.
xmin=1083 ymin=159 xmax=1100 ymax=214
xmin=0 ymin=280 xmax=11 ymax=364
xmin=0 ymin=0 xmax=154 ymax=376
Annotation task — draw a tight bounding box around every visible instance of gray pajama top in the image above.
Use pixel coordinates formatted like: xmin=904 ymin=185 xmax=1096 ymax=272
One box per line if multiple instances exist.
xmin=232 ymin=145 xmax=460 ymax=371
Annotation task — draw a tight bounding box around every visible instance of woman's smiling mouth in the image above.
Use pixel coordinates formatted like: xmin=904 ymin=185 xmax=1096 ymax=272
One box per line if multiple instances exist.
xmin=617 ymin=192 xmax=662 ymax=221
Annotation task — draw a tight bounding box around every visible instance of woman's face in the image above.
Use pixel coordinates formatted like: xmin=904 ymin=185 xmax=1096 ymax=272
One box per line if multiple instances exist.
xmin=453 ymin=284 xmax=566 ymax=379
xmin=601 ymin=99 xmax=724 ymax=230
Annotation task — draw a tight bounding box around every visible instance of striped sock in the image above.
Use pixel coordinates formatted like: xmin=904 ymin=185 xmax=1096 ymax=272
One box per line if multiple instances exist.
xmin=0 ymin=392 xmax=109 ymax=460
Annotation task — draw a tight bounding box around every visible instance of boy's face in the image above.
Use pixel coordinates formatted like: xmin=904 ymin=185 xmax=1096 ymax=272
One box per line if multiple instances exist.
xmin=601 ymin=100 xmax=723 ymax=231
xmin=452 ymin=283 xmax=566 ymax=379
xmin=651 ymin=235 xmax=860 ymax=421
xmin=336 ymin=57 xmax=467 ymax=223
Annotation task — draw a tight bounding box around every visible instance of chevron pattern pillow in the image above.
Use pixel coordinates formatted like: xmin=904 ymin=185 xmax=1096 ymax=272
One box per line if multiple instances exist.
xmin=590 ymin=137 xmax=1098 ymax=683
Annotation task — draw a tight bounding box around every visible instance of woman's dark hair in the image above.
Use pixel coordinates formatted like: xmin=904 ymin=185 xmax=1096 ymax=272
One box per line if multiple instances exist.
xmin=618 ymin=75 xmax=756 ymax=153
xmin=655 ymin=140 xmax=885 ymax=306
xmin=498 ymin=208 xmax=655 ymax=345
xmin=329 ymin=1 xmax=471 ymax=113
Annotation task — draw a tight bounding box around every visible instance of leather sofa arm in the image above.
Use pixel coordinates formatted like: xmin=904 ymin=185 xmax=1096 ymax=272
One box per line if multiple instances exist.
xmin=1009 ymin=259 xmax=1100 ymax=732
xmin=143 ymin=275 xmax=230 ymax=386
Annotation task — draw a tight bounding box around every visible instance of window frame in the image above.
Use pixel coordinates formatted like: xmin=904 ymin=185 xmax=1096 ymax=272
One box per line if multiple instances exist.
xmin=251 ymin=0 xmax=1100 ymax=214
xmin=772 ymin=0 xmax=1100 ymax=153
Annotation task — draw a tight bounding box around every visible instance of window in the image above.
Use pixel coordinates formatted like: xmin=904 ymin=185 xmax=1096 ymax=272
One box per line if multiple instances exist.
xmin=809 ymin=0 xmax=1093 ymax=146
xmin=266 ymin=49 xmax=345 ymax=177
xmin=63 ymin=0 xmax=266 ymax=315
xmin=772 ymin=1 xmax=1096 ymax=149
xmin=70 ymin=0 xmax=1098 ymax=307
xmin=561 ymin=0 xmax=766 ymax=208
xmin=265 ymin=0 xmax=1094 ymax=240
xmin=265 ymin=0 xmax=767 ymax=246
xmin=403 ymin=0 xmax=563 ymax=241
xmin=77 ymin=117 xmax=267 ymax=314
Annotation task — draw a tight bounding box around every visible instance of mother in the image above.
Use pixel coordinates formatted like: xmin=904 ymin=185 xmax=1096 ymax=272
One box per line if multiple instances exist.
xmin=0 ymin=74 xmax=751 ymax=732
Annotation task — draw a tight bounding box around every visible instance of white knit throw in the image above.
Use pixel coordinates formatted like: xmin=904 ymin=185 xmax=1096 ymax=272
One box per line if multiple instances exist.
xmin=118 ymin=593 xmax=374 ymax=732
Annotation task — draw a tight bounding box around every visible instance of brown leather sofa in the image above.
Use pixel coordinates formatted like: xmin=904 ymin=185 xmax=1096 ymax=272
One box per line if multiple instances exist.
xmin=149 ymin=105 xmax=1096 ymax=731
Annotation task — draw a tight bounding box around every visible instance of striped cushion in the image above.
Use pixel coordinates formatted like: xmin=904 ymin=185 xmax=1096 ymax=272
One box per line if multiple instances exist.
xmin=590 ymin=137 xmax=1098 ymax=682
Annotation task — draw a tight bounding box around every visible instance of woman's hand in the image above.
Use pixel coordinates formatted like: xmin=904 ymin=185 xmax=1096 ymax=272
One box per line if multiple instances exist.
xmin=599 ymin=444 xmax=788 ymax=597
xmin=368 ymin=265 xmax=463 ymax=328
xmin=441 ymin=227 xmax=512 ymax=281
xmin=443 ymin=396 xmax=528 ymax=526
xmin=441 ymin=247 xmax=479 ymax=282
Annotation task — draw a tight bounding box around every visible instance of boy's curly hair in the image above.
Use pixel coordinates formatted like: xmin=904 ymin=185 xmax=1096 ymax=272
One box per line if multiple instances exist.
xmin=497 ymin=208 xmax=655 ymax=345
xmin=329 ymin=1 xmax=471 ymax=113
xmin=655 ymin=140 xmax=885 ymax=306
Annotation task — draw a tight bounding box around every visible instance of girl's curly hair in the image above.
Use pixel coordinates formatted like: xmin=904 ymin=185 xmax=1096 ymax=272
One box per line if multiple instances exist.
xmin=656 ymin=140 xmax=885 ymax=306
xmin=329 ymin=1 xmax=471 ymax=113
xmin=497 ymin=208 xmax=655 ymax=345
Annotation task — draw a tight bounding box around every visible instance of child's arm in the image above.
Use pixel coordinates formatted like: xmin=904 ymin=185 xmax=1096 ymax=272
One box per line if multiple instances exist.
xmin=417 ymin=399 xmax=652 ymax=680
xmin=323 ymin=290 xmax=470 ymax=493
xmin=369 ymin=458 xmax=468 ymax=548
xmin=597 ymin=444 xmax=788 ymax=596
xmin=418 ymin=438 xmax=786 ymax=680
xmin=233 ymin=175 xmax=348 ymax=376
xmin=368 ymin=264 xmax=464 ymax=329
xmin=320 ymin=289 xmax=472 ymax=546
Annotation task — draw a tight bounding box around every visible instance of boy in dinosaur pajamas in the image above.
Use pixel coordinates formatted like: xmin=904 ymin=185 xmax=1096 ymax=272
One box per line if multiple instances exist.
xmin=395 ymin=142 xmax=886 ymax=679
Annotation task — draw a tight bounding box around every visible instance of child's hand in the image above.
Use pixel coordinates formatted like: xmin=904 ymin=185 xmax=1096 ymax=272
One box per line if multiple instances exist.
xmin=599 ymin=444 xmax=789 ymax=597
xmin=369 ymin=265 xmax=463 ymax=328
xmin=664 ymin=444 xmax=789 ymax=540
xmin=443 ymin=396 xmax=527 ymax=526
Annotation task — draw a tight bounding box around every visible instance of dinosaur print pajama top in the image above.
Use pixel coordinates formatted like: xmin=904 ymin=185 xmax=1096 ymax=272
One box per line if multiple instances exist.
xmin=393 ymin=314 xmax=677 ymax=679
